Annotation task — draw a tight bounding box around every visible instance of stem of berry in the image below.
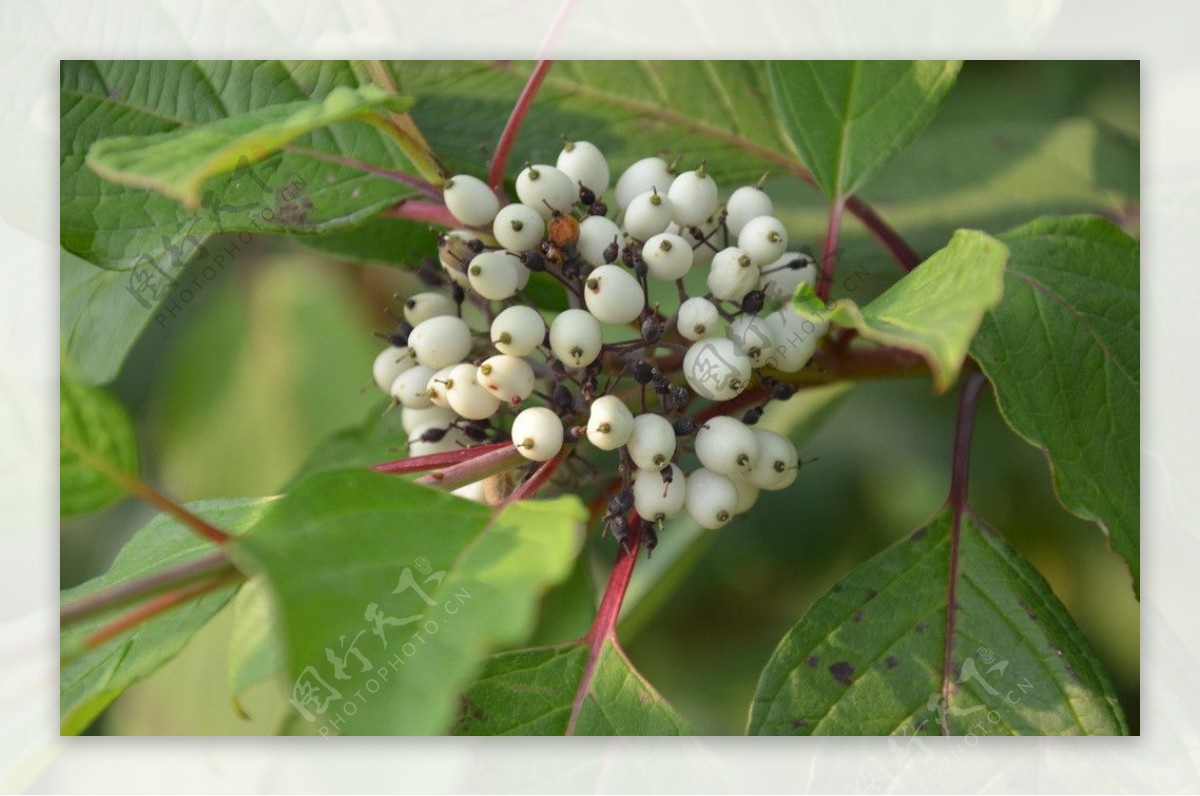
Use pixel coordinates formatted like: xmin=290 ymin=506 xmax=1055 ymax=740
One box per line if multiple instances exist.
xmin=60 ymin=549 xmax=236 ymax=627
xmin=488 ymin=60 xmax=555 ymax=191
xmin=818 ymin=195 xmax=847 ymax=302
xmin=415 ymin=444 xmax=527 ymax=492
xmin=567 ymin=510 xmax=643 ymax=735
xmin=940 ymin=371 xmax=987 ymax=733
xmin=373 ymin=440 xmax=513 ymax=475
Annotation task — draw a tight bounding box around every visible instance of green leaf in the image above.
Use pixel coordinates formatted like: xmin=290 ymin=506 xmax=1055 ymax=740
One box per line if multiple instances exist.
xmin=811 ymin=229 xmax=1008 ymax=393
xmin=60 ymin=373 xmax=138 ymax=516
xmin=87 ymin=85 xmax=412 ymax=209
xmin=392 ymin=61 xmax=798 ymax=185
xmin=453 ymin=640 xmax=690 ymax=735
xmin=748 ymin=508 xmax=1127 ymax=736
xmin=237 ymin=469 xmax=586 ymax=735
xmin=768 ymin=61 xmax=961 ymax=199
xmin=284 ymin=400 xmax=406 ymax=488
xmin=61 ymin=61 xmax=423 ymax=383
xmin=60 ymin=498 xmax=274 ymax=734
xmin=970 ymin=216 xmax=1139 ymax=591
xmin=226 ymin=577 xmax=286 ymax=716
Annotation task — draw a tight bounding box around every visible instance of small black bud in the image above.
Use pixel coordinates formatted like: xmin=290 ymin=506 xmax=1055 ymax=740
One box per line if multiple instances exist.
xmin=642 ymin=522 xmax=659 ymax=556
xmin=578 ymin=184 xmax=596 ymax=205
xmin=670 ymin=384 xmax=690 ymax=408
xmin=450 ymin=282 xmax=466 ymax=305
xmin=466 ymin=238 xmax=485 ymax=254
xmin=740 ymin=289 xmax=766 ymax=315
xmin=772 ymin=383 xmax=796 ymax=401
xmin=589 ymin=200 xmax=609 ymax=217
xmin=552 ymin=383 xmax=574 ymax=412
xmin=641 ymin=317 xmax=663 ymax=344
xmin=742 ymin=407 xmax=764 ymax=425
xmin=603 ymin=238 xmax=620 ymax=264
xmin=416 ymin=426 xmax=449 ymax=443
xmin=609 ymin=489 xmax=634 ymax=516
xmin=520 ymin=250 xmax=546 ymax=272
xmin=652 ymin=373 xmax=671 ymax=395
xmin=631 ymin=360 xmax=655 ymax=385
xmin=672 ymin=416 xmax=699 ymax=436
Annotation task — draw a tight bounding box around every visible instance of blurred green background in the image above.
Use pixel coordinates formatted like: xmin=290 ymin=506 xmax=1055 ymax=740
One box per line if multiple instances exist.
xmin=61 ymin=60 xmax=1139 ymax=735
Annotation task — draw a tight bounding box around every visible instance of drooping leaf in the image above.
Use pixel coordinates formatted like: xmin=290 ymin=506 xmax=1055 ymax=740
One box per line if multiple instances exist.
xmin=60 ymin=498 xmax=274 ymax=734
xmin=87 ymin=85 xmax=412 ymax=209
xmin=767 ymin=61 xmax=961 ymax=199
xmin=970 ymin=215 xmax=1139 ymax=591
xmin=59 ymin=372 xmax=138 ymax=516
xmin=226 ymin=576 xmax=286 ymax=716
xmin=60 ymin=61 xmax=422 ymax=383
xmin=453 ymin=640 xmax=690 ymax=736
xmin=748 ymin=508 xmax=1127 ymax=736
xmin=804 ymin=229 xmax=1008 ymax=393
xmin=236 ymin=469 xmax=586 ymax=735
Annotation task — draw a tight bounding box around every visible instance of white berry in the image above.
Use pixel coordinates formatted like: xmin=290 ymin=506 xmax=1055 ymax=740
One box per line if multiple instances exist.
xmin=549 ymin=309 xmax=603 ymax=368
xmin=738 ymin=215 xmax=788 ymax=265
xmin=491 ymin=306 xmax=546 ymax=357
xmin=557 ymin=140 xmax=609 ymax=196
xmin=408 ymin=422 xmax=468 ymax=458
xmin=578 ymin=215 xmax=622 ymax=268
xmin=759 ymin=251 xmax=819 ymax=301
xmin=424 ymin=364 xmax=461 ymax=409
xmin=409 ymin=316 xmax=472 ymax=369
xmin=667 ymin=167 xmax=719 ymax=227
xmin=725 ymin=185 xmax=774 ymax=237
xmin=438 ymin=230 xmax=480 ymax=287
xmin=683 ymin=337 xmax=752 ymax=401
xmin=695 ymin=416 xmax=760 ymax=475
xmin=445 ymin=365 xmax=501 ymax=420
xmin=391 ymin=365 xmax=437 ymax=410
xmin=403 ymin=292 xmax=457 ymax=326
xmin=467 ymin=250 xmax=522 ymax=301
xmin=633 ymin=468 xmax=687 ymax=522
xmin=677 ymin=297 xmax=719 ymax=342
xmin=511 ymin=407 xmax=564 ymax=462
xmin=745 ymin=429 xmax=800 ymax=490
xmin=373 ymin=345 xmax=416 ymax=392
xmin=731 ymin=474 xmax=760 ymax=515
xmin=584 ymin=264 xmax=645 ymax=325
xmin=515 ymin=164 xmax=576 ymax=219
xmin=443 ymin=174 xmax=500 ymax=227
xmin=615 ymin=156 xmax=674 ymax=210
xmin=728 ymin=315 xmax=778 ymax=368
xmin=684 ymin=467 xmax=738 ymax=530
xmin=707 ymin=246 xmax=760 ymax=302
xmin=586 ymin=394 xmax=634 ymax=451
xmin=492 ymin=204 xmax=546 ymax=252
xmin=764 ymin=309 xmax=829 ymax=373
xmin=477 ymin=354 xmax=535 ymax=405
xmin=623 ymin=189 xmax=674 ymax=240
xmin=642 ymin=233 xmax=693 ymax=281
xmin=400 ymin=405 xmax=457 ymax=435
xmin=627 ymin=413 xmax=677 ymax=471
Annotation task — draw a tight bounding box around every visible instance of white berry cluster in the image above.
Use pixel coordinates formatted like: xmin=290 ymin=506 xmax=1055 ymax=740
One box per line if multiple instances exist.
xmin=372 ymin=140 xmax=828 ymax=547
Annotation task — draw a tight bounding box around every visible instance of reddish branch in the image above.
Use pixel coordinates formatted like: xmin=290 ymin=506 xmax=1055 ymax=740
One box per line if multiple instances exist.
xmin=489 ymin=60 xmax=555 ymax=191
xmin=83 ymin=573 xmax=239 ymax=649
xmin=567 ymin=511 xmax=644 ymax=735
xmin=818 ymin=196 xmax=848 ymax=302
xmin=940 ymin=371 xmax=987 ymax=734
xmin=382 ymin=200 xmax=459 ymax=228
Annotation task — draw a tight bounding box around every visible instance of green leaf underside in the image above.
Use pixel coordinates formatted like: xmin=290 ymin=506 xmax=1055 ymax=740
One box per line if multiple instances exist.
xmin=87 ymin=85 xmax=412 ymax=209
xmin=802 ymin=229 xmax=1008 ymax=393
xmin=60 ymin=498 xmax=274 ymax=735
xmin=61 ymin=61 xmax=421 ymax=383
xmin=748 ymin=509 xmax=1126 ymax=736
xmin=59 ymin=374 xmax=138 ymax=516
xmin=392 ymin=61 xmax=797 ymax=185
xmin=454 ymin=641 xmax=690 ymax=736
xmin=768 ymin=61 xmax=962 ymax=199
xmin=237 ymin=469 xmax=586 ymax=735
xmin=226 ymin=576 xmax=286 ymax=713
xmin=970 ymin=216 xmax=1139 ymax=591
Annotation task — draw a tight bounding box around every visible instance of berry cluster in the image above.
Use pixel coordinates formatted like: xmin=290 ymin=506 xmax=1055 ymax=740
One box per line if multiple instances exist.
xmin=372 ymin=140 xmax=828 ymax=548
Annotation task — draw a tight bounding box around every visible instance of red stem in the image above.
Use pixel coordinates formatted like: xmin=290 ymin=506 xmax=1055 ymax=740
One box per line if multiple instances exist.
xmin=84 ymin=574 xmax=238 ymax=649
xmin=382 ymin=200 xmax=459 ymax=228
xmin=940 ymin=371 xmax=986 ymax=734
xmin=818 ymin=196 xmax=847 ymax=302
xmin=567 ymin=511 xmax=643 ymax=735
xmin=499 ymin=449 xmax=569 ymax=508
xmin=373 ymin=440 xmax=512 ymax=475
xmin=415 ymin=443 xmax=526 ymax=492
xmin=488 ymin=60 xmax=555 ymax=191
xmin=845 ymin=196 xmax=920 ymax=271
